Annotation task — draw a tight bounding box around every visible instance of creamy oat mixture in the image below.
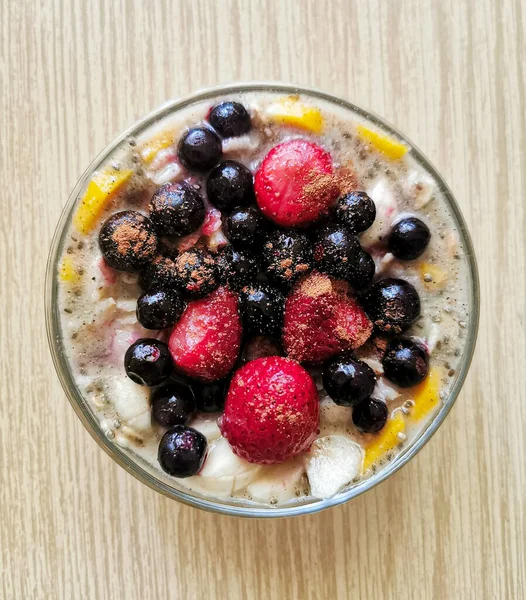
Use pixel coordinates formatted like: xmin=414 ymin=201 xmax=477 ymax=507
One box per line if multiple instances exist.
xmin=57 ymin=91 xmax=469 ymax=506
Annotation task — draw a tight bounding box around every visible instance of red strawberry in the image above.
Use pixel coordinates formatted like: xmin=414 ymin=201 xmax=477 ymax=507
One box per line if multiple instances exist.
xmin=168 ymin=287 xmax=242 ymax=382
xmin=254 ymin=139 xmax=339 ymax=228
xmin=220 ymin=356 xmax=319 ymax=464
xmin=282 ymin=272 xmax=373 ymax=364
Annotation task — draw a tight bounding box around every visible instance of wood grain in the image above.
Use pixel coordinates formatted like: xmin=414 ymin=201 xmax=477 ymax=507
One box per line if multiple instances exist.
xmin=1 ymin=0 xmax=525 ymax=598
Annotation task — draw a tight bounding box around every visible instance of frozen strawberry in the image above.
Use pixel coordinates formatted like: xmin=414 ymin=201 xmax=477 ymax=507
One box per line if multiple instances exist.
xmin=254 ymin=139 xmax=339 ymax=228
xmin=168 ymin=286 xmax=242 ymax=382
xmin=220 ymin=356 xmax=319 ymax=464
xmin=282 ymin=272 xmax=373 ymax=364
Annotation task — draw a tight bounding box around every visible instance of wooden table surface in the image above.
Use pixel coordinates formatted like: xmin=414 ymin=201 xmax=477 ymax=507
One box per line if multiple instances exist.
xmin=1 ymin=0 xmax=525 ymax=598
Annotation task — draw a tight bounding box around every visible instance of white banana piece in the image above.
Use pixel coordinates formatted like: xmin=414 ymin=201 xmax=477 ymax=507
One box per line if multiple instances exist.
xmin=191 ymin=437 xmax=262 ymax=498
xmin=107 ymin=376 xmax=152 ymax=432
xmin=305 ymin=435 xmax=364 ymax=499
xmin=247 ymin=458 xmax=306 ymax=504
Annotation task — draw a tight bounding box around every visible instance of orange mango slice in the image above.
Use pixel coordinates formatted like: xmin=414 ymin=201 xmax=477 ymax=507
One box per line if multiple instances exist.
xmin=267 ymin=97 xmax=324 ymax=133
xmin=139 ymin=130 xmax=176 ymax=164
xmin=356 ymin=124 xmax=408 ymax=160
xmin=73 ymin=169 xmax=133 ymax=234
xmin=363 ymin=411 xmax=405 ymax=472
xmin=408 ymin=367 xmax=442 ymax=422
xmin=59 ymin=255 xmax=81 ymax=284
xmin=420 ymin=262 xmax=448 ymax=290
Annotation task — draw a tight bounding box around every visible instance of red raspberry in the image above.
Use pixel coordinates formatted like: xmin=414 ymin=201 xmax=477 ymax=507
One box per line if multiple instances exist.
xmin=282 ymin=272 xmax=373 ymax=364
xmin=220 ymin=356 xmax=319 ymax=464
xmin=168 ymin=287 xmax=242 ymax=382
xmin=254 ymin=139 xmax=339 ymax=227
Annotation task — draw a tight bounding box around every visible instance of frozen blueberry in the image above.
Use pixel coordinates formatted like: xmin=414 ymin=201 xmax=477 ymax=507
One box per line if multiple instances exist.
xmin=224 ymin=206 xmax=264 ymax=250
xmin=382 ymin=338 xmax=429 ymax=387
xmin=151 ymin=382 xmax=196 ymax=426
xmin=149 ymin=182 xmax=205 ymax=236
xmin=206 ymin=160 xmax=254 ymax=211
xmin=313 ymin=223 xmax=361 ymax=280
xmin=322 ymin=354 xmax=377 ymax=406
xmin=173 ymin=248 xmax=219 ymax=299
xmin=335 ymin=191 xmax=376 ymax=233
xmin=239 ymin=283 xmax=285 ymax=337
xmin=124 ymin=339 xmax=173 ymax=386
xmin=363 ymin=278 xmax=421 ymax=333
xmin=352 ymin=398 xmax=388 ymax=433
xmin=388 ymin=217 xmax=431 ymax=260
xmin=194 ymin=379 xmax=229 ymax=413
xmin=158 ymin=426 xmax=207 ymax=477
xmin=216 ymin=245 xmax=258 ymax=290
xmin=347 ymin=250 xmax=375 ymax=291
xmin=178 ymin=127 xmax=222 ymax=171
xmin=209 ymin=101 xmax=251 ymax=138
xmin=139 ymin=255 xmax=179 ymax=292
xmin=99 ymin=211 xmax=158 ymax=272
xmin=261 ymin=230 xmax=313 ymax=289
xmin=136 ymin=289 xmax=185 ymax=330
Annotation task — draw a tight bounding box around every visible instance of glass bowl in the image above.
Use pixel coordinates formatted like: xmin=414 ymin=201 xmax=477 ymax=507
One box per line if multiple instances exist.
xmin=46 ymin=82 xmax=480 ymax=518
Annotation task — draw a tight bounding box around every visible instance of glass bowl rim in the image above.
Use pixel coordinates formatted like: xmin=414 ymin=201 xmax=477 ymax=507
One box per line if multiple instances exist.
xmin=45 ymin=81 xmax=480 ymax=518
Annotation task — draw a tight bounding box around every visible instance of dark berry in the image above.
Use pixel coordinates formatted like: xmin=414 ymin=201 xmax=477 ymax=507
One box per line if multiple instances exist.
xmin=216 ymin=245 xmax=257 ymax=290
xmin=352 ymin=398 xmax=388 ymax=433
xmin=364 ymin=278 xmax=421 ymax=334
xmin=322 ymin=354 xmax=376 ymax=406
xmin=173 ymin=248 xmax=219 ymax=299
xmin=224 ymin=205 xmax=264 ymax=250
xmin=239 ymin=283 xmax=285 ymax=336
xmin=99 ymin=211 xmax=158 ymax=272
xmin=240 ymin=336 xmax=283 ymax=365
xmin=140 ymin=255 xmax=179 ymax=292
xmin=382 ymin=338 xmax=429 ymax=387
xmin=313 ymin=223 xmax=361 ymax=280
xmin=178 ymin=127 xmax=222 ymax=171
xmin=151 ymin=382 xmax=196 ymax=426
xmin=206 ymin=161 xmax=254 ymax=211
xmin=194 ymin=379 xmax=229 ymax=413
xmin=158 ymin=425 xmax=207 ymax=477
xmin=347 ymin=250 xmax=375 ymax=291
xmin=388 ymin=217 xmax=431 ymax=260
xmin=261 ymin=230 xmax=313 ymax=289
xmin=209 ymin=101 xmax=251 ymax=138
xmin=124 ymin=338 xmax=173 ymax=386
xmin=335 ymin=191 xmax=376 ymax=233
xmin=149 ymin=182 xmax=205 ymax=236
xmin=136 ymin=290 xmax=185 ymax=330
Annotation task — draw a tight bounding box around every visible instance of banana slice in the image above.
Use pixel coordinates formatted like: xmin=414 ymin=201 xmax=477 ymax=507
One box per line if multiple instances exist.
xmin=106 ymin=376 xmax=152 ymax=432
xmin=247 ymin=458 xmax=306 ymax=504
xmin=192 ymin=438 xmax=262 ymax=497
xmin=305 ymin=435 xmax=364 ymax=499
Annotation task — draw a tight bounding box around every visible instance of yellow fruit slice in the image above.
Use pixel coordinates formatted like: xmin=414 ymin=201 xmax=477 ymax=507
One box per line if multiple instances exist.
xmin=59 ymin=255 xmax=81 ymax=284
xmin=73 ymin=169 xmax=133 ymax=234
xmin=420 ymin=262 xmax=448 ymax=290
xmin=356 ymin=124 xmax=408 ymax=160
xmin=408 ymin=367 xmax=443 ymax=422
xmin=267 ymin=97 xmax=324 ymax=133
xmin=363 ymin=411 xmax=405 ymax=472
xmin=139 ymin=130 xmax=176 ymax=164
